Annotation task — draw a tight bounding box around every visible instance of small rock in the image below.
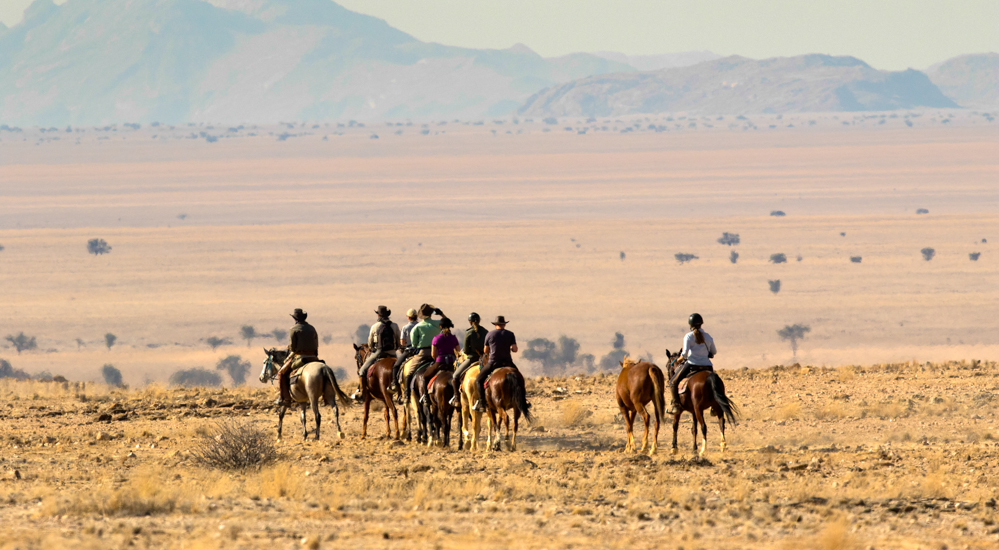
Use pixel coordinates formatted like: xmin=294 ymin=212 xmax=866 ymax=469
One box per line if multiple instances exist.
xmin=96 ymin=413 xmax=113 ymax=422
xmin=300 ymin=536 xmax=320 ymax=549
xmin=96 ymin=432 xmax=112 ymax=441
xmin=203 ymin=398 xmax=217 ymax=408
xmin=4 ymin=469 xmax=21 ymax=481
xmin=530 ymin=425 xmax=547 ymax=433
xmin=125 ymin=451 xmax=137 ymax=460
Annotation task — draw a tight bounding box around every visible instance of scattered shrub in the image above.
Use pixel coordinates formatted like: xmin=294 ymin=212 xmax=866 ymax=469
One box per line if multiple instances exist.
xmin=240 ymin=325 xmax=257 ymax=347
xmin=729 ymin=251 xmax=739 ymax=264
xmin=101 ymin=364 xmax=124 ymax=387
xmin=5 ymin=332 xmax=37 ymax=354
xmin=216 ymin=355 xmax=251 ymax=386
xmin=674 ymin=253 xmax=698 ymax=264
xmin=205 ymin=336 xmax=232 ymax=350
xmin=619 ymin=251 xmax=626 ymax=261
xmin=598 ymin=333 xmax=628 ymax=371
xmin=0 ymin=243 xmax=4 ymax=251
xmin=560 ymin=401 xmax=593 ymax=427
xmin=778 ymin=324 xmax=811 ymax=358
xmin=921 ymin=247 xmax=935 ymax=261
xmin=850 ymin=256 xmax=862 ymax=263
xmin=354 ymin=325 xmax=370 ymax=345
xmin=75 ymin=338 xmax=85 ymax=350
xmin=769 ymin=280 xmax=781 ymax=294
xmin=271 ymin=328 xmax=287 ymax=342
xmin=168 ymin=368 xmax=222 ymax=388
xmin=322 ymin=334 xmax=333 ymax=344
xmin=769 ymin=253 xmax=787 ymax=264
xmin=105 ymin=333 xmax=117 ymax=350
xmin=87 ymin=238 xmax=112 ymax=255
xmin=0 ymin=358 xmax=30 ymax=380
xmin=191 ymin=419 xmax=277 ymax=470
xmin=717 ymin=232 xmax=740 ymax=246
xmin=523 ymin=336 xmax=588 ymax=376
xmin=770 ymin=210 xmax=786 ymax=217
xmin=969 ymin=252 xmax=980 ymax=261
xmin=916 ymin=208 xmax=929 ymax=214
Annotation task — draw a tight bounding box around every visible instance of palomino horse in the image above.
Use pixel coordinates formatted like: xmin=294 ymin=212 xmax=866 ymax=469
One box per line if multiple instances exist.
xmin=352 ymin=344 xmax=400 ymax=439
xmin=665 ymin=349 xmax=739 ymax=457
xmin=425 ymin=367 xmax=456 ymax=448
xmin=484 ymin=366 xmax=533 ymax=451
xmin=615 ymin=357 xmax=666 ymax=455
xmin=259 ymin=348 xmax=351 ymax=441
xmin=458 ymin=359 xmax=484 ymax=451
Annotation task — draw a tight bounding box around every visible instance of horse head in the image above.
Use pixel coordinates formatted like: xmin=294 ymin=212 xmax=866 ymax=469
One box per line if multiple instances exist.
xmin=664 ymin=348 xmax=684 ymax=378
xmin=619 ymin=356 xmax=636 ymax=369
xmin=352 ymin=343 xmax=369 ymax=373
xmin=259 ymin=347 xmax=289 ymax=384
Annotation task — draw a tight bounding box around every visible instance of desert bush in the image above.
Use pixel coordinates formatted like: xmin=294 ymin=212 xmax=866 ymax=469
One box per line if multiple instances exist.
xmin=813 ymin=403 xmax=846 ymax=421
xmin=101 ymin=364 xmax=123 ymax=387
xmin=850 ymin=256 xmax=862 ymax=263
xmin=205 ymin=336 xmax=232 ymax=350
xmin=271 ymin=328 xmax=288 ymax=342
xmin=322 ymin=334 xmax=333 ymax=344
xmin=169 ymin=368 xmax=222 ymax=388
xmin=353 ymin=324 xmax=369 ymax=345
xmin=191 ymin=419 xmax=277 ymax=471
xmin=776 ymin=402 xmax=801 ymax=420
xmin=0 ymin=358 xmax=30 ymax=380
xmin=5 ymin=332 xmax=37 ymax=354
xmin=104 ymin=332 xmax=117 ymax=350
xmin=769 ymin=279 xmax=781 ymax=293
xmin=729 ymin=251 xmax=739 ymax=264
xmin=87 ymin=238 xmax=112 ymax=255
xmin=770 ymin=210 xmax=785 ymax=216
xmin=240 ymin=325 xmax=257 ymax=347
xmin=598 ymin=333 xmax=628 ymax=371
xmin=619 ymin=251 xmax=625 ymax=261
xmin=216 ymin=355 xmax=251 ymax=386
xmin=769 ymin=253 xmax=787 ymax=264
xmin=0 ymin=243 xmax=4 ymax=251
xmin=921 ymin=247 xmax=935 ymax=261
xmin=75 ymin=338 xmax=85 ymax=350
xmin=560 ymin=400 xmax=593 ymax=427
xmin=674 ymin=253 xmax=698 ymax=264
xmin=969 ymin=252 xmax=980 ymax=261
xmin=916 ymin=208 xmax=929 ymax=214
xmin=778 ymin=324 xmax=810 ymax=358
xmin=717 ymin=232 xmax=740 ymax=246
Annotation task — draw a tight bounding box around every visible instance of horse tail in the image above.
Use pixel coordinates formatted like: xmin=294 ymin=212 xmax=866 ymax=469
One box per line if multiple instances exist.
xmin=706 ymin=372 xmax=738 ymax=425
xmin=510 ymin=372 xmax=533 ymax=424
xmin=649 ymin=365 xmax=665 ymax=425
xmin=322 ymin=366 xmax=353 ymax=409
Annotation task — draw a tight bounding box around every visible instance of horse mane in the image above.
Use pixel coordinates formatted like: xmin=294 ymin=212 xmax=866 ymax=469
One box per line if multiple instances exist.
xmin=620 ymin=356 xmax=636 ymax=369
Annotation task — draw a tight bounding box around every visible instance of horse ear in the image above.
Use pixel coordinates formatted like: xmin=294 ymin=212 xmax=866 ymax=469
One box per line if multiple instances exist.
xmin=664 ymin=348 xmax=671 ymax=358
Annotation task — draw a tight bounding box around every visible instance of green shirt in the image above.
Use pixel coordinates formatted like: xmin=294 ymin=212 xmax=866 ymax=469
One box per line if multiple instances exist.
xmin=410 ymin=319 xmax=441 ymax=349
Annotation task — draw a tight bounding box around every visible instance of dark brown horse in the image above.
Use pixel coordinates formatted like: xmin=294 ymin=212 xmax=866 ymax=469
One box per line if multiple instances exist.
xmin=352 ymin=344 xmax=400 ymax=439
xmin=615 ymin=357 xmax=666 ymax=455
xmin=409 ymin=360 xmax=442 ymax=445
xmin=425 ymin=367 xmax=456 ymax=448
xmin=665 ymin=349 xmax=739 ymax=457
xmin=484 ymin=367 xmax=532 ymax=451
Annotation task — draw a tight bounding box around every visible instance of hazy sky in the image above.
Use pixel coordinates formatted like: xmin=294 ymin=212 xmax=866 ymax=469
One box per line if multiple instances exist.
xmin=3 ymin=0 xmax=996 ymax=70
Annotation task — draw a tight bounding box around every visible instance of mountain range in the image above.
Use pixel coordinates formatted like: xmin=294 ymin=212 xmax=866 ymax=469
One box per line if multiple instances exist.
xmin=0 ymin=0 xmax=995 ymax=126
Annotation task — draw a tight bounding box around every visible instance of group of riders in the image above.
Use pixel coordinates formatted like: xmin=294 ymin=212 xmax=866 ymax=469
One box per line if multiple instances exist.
xmin=276 ymin=304 xmax=521 ymax=413
xmin=274 ymin=305 xmax=717 ymax=414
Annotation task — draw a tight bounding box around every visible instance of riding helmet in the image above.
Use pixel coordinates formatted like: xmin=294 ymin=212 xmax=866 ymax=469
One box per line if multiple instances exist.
xmin=688 ymin=313 xmax=703 ymax=327
xmin=468 ymin=312 xmax=480 ymax=323
xmin=440 ymin=317 xmax=454 ymax=329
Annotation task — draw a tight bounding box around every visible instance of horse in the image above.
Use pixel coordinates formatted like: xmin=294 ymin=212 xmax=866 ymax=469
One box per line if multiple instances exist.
xmin=484 ymin=366 xmax=533 ymax=451
xmin=407 ymin=358 xmax=442 ymax=445
xmin=664 ymin=349 xmax=739 ymax=457
xmin=457 ymin=357 xmax=484 ymax=451
xmin=259 ymin=348 xmax=351 ymax=441
xmin=351 ymin=344 xmax=400 ymax=440
xmin=615 ymin=356 xmax=666 ymax=455
xmin=425 ymin=367 xmax=456 ymax=448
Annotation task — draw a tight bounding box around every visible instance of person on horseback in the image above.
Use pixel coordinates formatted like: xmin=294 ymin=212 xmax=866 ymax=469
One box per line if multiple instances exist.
xmin=667 ymin=313 xmax=717 ymax=414
xmin=390 ymin=307 xmax=425 ymax=392
xmin=277 ymin=308 xmax=320 ymax=406
xmin=358 ymin=305 xmax=400 ymax=393
xmin=422 ymin=317 xmax=460 ymax=403
xmin=450 ymin=312 xmax=488 ymax=406
xmin=472 ymin=315 xmax=519 ymax=412
xmin=399 ymin=304 xmax=446 ymax=401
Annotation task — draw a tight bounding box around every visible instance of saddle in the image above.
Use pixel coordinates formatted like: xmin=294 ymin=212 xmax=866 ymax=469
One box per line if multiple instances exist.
xmin=677 ymin=365 xmax=713 ymax=395
xmin=288 ymin=365 xmax=308 ymax=386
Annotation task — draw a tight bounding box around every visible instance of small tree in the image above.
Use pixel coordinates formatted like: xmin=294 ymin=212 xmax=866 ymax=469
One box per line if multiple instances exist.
xmin=322 ymin=334 xmax=333 ymax=344
xmin=769 ymin=253 xmax=787 ymax=264
xmin=717 ymin=232 xmax=740 ymax=246
xmin=101 ymin=364 xmax=124 ymax=387
xmin=778 ymin=324 xmax=811 ymax=358
xmin=0 ymin=244 xmax=4 ymax=252
xmin=729 ymin=251 xmax=739 ymax=264
xmin=675 ymin=253 xmax=698 ymax=264
xmin=5 ymin=332 xmax=37 ymax=354
xmin=916 ymin=208 xmax=929 ymax=215
xmin=271 ymin=328 xmax=288 ymax=342
xmin=523 ymin=335 xmax=584 ymax=376
xmin=104 ymin=332 xmax=117 ymax=350
xmin=240 ymin=325 xmax=257 ymax=347
xmin=598 ymin=332 xmax=628 ymax=371
xmin=205 ymin=336 xmax=232 ymax=350
xmin=0 ymin=359 xmax=30 ymax=380
xmin=850 ymin=256 xmax=862 ymax=263
xmin=770 ymin=210 xmax=786 ymax=217
xmin=87 ymin=238 xmax=112 ymax=255
xmin=921 ymin=247 xmax=935 ymax=261
xmin=354 ymin=324 xmax=370 ymax=345
xmin=619 ymin=251 xmax=626 ymax=261
xmin=769 ymin=280 xmax=781 ymax=294
xmin=75 ymin=338 xmax=85 ymax=350
xmin=969 ymin=252 xmax=981 ymax=261
xmin=169 ymin=367 xmax=222 ymax=387
xmin=216 ymin=355 xmax=251 ymax=386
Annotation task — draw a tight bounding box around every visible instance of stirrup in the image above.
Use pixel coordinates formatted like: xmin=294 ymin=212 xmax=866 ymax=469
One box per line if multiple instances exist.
xmin=472 ymin=400 xmax=484 ymax=412
xmin=389 ymin=383 xmax=398 ymax=392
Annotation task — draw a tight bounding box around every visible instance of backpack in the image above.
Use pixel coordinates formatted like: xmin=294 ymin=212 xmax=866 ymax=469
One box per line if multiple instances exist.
xmin=376 ymin=322 xmax=397 ymax=353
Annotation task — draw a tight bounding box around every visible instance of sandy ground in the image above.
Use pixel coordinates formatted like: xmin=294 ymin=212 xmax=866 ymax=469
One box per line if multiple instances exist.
xmin=1 ymin=360 xmax=998 ymax=550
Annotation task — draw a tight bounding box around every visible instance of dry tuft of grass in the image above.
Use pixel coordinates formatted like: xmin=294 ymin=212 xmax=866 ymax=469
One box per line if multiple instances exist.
xmin=190 ymin=419 xmax=277 ymax=470
xmin=560 ymin=400 xmax=593 ymax=427
xmin=777 ymin=402 xmax=802 ymax=420
xmin=813 ymin=403 xmax=846 ymax=421
xmin=815 ymin=517 xmax=857 ymax=550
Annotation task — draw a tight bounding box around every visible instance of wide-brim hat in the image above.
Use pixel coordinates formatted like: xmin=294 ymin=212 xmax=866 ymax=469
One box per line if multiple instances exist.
xmin=291 ymin=308 xmax=307 ymax=321
xmin=492 ymin=315 xmax=509 ymax=325
xmin=419 ymin=304 xmax=435 ymax=319
xmin=406 ymin=308 xmax=418 ymax=318
xmin=375 ymin=305 xmax=391 ymax=317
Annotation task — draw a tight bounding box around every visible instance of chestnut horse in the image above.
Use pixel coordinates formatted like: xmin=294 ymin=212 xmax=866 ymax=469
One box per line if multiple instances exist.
xmin=425 ymin=367 xmax=456 ymax=448
xmin=665 ymin=349 xmax=739 ymax=457
xmin=352 ymin=344 xmax=400 ymax=439
xmin=484 ymin=366 xmax=532 ymax=451
xmin=615 ymin=357 xmax=666 ymax=455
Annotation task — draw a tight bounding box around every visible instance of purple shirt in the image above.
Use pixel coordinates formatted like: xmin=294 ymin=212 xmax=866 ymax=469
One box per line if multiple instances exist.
xmin=432 ymin=333 xmax=459 ymax=363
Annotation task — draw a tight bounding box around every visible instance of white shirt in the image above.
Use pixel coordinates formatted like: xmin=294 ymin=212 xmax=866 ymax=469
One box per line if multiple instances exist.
xmin=682 ymin=330 xmax=717 ymax=366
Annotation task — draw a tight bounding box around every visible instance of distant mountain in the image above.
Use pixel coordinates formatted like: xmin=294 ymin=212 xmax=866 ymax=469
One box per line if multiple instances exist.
xmin=927 ymin=53 xmax=999 ymax=108
xmin=0 ymin=0 xmax=632 ymax=125
xmin=518 ymin=54 xmax=959 ymax=117
xmin=591 ymin=50 xmax=721 ymax=71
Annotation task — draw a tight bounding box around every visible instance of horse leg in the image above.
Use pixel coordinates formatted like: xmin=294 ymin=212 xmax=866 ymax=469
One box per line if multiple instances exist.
xmin=620 ymin=406 xmax=635 ymax=452
xmin=671 ymin=412 xmax=680 ymax=456
xmin=697 ymin=407 xmax=709 ymax=457
xmin=387 ymin=393 xmax=400 ymax=440
xmin=501 ymin=407 xmax=511 ymax=451
xmin=717 ymin=409 xmax=727 ymax=452
xmin=277 ymin=405 xmax=286 ymax=442
xmin=312 ymin=395 xmax=322 ymax=442
xmin=511 ymin=407 xmax=519 ymax=452
xmin=651 ymin=401 xmax=660 ymax=456
xmin=300 ymin=404 xmax=309 ymax=441
xmin=636 ymin=403 xmax=651 ymax=453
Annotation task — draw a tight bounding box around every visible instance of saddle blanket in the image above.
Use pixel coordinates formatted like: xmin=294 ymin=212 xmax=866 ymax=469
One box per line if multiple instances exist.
xmin=288 ymin=364 xmax=313 ymax=386
xmin=677 ymin=365 xmax=713 ymax=395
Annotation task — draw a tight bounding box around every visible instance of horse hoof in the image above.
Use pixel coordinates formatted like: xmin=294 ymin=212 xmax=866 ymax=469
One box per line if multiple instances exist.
xmin=337 ymin=432 xmax=345 ymax=439
xmin=671 ymin=448 xmax=679 ymax=456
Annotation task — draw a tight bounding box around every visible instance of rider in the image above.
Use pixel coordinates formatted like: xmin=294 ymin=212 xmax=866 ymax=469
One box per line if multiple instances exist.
xmin=401 ymin=304 xmax=446 ymax=401
xmin=667 ymin=313 xmax=717 ymax=414
xmin=277 ymin=308 xmax=320 ymax=406
xmin=450 ymin=312 xmax=488 ymax=406
xmin=389 ymin=308 xmax=419 ymax=391
xmin=472 ymin=315 xmax=518 ymax=412
xmin=423 ymin=317 xmax=460 ymax=402
xmin=358 ymin=305 xmax=400 ymax=392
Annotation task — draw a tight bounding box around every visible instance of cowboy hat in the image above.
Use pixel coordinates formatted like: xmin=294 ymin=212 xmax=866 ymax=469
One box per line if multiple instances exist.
xmin=290 ymin=308 xmax=307 ymax=321
xmin=492 ymin=315 xmax=509 ymax=325
xmin=375 ymin=305 xmax=391 ymax=317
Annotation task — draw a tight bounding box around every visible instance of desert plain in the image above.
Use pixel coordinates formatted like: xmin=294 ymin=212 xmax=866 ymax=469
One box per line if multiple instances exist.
xmin=0 ymin=111 xmax=997 ymax=548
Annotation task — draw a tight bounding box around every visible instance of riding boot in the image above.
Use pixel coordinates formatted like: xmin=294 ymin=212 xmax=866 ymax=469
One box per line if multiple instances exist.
xmin=278 ymin=371 xmax=292 ymax=406
xmin=666 ymin=383 xmax=680 ymax=414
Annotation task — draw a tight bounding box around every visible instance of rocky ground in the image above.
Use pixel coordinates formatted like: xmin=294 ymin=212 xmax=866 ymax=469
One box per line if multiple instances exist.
xmin=1 ymin=359 xmax=998 ymax=550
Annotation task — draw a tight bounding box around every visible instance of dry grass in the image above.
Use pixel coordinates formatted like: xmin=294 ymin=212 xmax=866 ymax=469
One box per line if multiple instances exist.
xmin=777 ymin=402 xmax=802 ymax=420
xmin=560 ymin=400 xmax=593 ymax=427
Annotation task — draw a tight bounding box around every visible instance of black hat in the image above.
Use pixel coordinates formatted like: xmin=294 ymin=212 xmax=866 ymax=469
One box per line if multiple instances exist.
xmin=492 ymin=315 xmax=509 ymax=325
xmin=291 ymin=308 xmax=307 ymax=321
xmin=688 ymin=313 xmax=703 ymax=327
xmin=468 ymin=312 xmax=480 ymax=323
xmin=375 ymin=305 xmax=391 ymax=317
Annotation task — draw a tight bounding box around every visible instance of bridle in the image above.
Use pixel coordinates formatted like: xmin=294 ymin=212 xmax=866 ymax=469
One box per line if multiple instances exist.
xmin=260 ymin=355 xmax=276 ymax=384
